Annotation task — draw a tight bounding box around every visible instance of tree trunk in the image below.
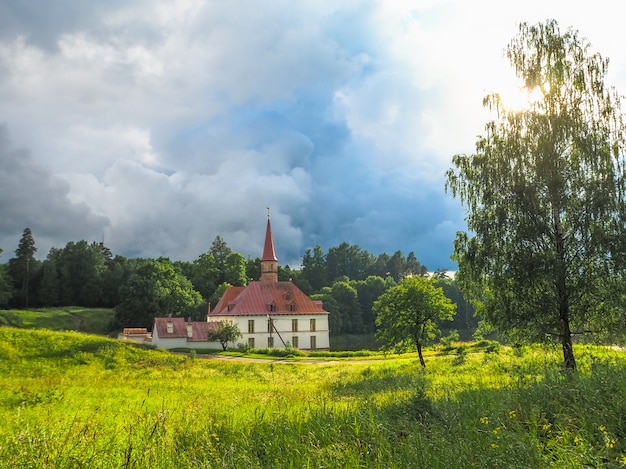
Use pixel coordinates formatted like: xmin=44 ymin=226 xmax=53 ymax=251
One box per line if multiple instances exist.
xmin=553 ymin=207 xmax=576 ymax=371
xmin=558 ymin=287 xmax=576 ymax=371
xmin=416 ymin=341 xmax=426 ymax=368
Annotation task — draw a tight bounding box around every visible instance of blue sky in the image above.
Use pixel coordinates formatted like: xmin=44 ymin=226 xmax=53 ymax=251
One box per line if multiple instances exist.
xmin=0 ymin=0 xmax=624 ymax=270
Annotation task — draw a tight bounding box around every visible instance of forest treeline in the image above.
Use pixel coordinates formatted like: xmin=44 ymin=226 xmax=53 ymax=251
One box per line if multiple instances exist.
xmin=0 ymin=228 xmax=475 ymax=336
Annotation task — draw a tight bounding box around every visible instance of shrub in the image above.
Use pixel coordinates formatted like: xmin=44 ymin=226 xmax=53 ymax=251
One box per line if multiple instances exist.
xmin=440 ymin=330 xmax=460 ymax=350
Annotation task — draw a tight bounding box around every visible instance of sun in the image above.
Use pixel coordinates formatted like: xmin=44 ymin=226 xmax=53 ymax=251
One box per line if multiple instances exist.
xmin=496 ymin=81 xmax=545 ymax=112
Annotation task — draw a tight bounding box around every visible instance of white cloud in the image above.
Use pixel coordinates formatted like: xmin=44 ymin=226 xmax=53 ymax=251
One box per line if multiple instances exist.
xmin=1 ymin=0 xmax=625 ymax=269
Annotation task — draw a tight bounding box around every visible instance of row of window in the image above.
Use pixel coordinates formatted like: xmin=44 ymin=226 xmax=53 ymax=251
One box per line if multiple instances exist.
xmin=248 ymin=318 xmax=316 ymax=334
xmin=248 ymin=336 xmax=317 ymax=350
xmin=233 ymin=302 xmax=297 ymax=313
xmin=268 ymin=303 xmax=297 ymax=312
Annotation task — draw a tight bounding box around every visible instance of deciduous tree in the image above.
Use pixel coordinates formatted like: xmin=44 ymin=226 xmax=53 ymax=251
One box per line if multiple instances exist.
xmin=224 ymin=252 xmax=247 ymax=286
xmin=374 ymin=276 xmax=455 ymax=368
xmin=352 ymin=276 xmax=393 ymax=332
xmin=113 ymin=258 xmax=202 ymax=329
xmin=207 ymin=321 xmax=242 ymax=351
xmin=446 ymin=20 xmax=626 ymax=370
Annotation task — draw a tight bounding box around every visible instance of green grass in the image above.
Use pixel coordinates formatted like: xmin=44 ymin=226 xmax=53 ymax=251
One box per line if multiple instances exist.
xmin=1 ymin=327 xmax=626 ymax=468
xmin=0 ymin=307 xmax=115 ymax=335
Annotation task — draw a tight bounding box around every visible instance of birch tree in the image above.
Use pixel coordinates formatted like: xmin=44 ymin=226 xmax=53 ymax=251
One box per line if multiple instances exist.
xmin=446 ymin=20 xmax=626 ymax=370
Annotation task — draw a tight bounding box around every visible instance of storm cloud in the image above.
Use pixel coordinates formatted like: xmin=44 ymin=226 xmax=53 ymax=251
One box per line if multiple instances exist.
xmin=1 ymin=0 xmax=624 ymax=269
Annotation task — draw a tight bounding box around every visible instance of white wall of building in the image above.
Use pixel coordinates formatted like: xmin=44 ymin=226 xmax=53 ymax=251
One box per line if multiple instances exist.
xmin=210 ymin=314 xmax=330 ymax=350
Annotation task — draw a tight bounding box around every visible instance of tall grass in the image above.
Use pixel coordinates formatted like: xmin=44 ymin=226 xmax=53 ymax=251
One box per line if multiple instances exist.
xmin=1 ymin=327 xmax=626 ymax=467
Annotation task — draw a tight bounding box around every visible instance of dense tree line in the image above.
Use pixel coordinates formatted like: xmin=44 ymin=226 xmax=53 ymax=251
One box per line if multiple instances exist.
xmin=0 ymin=228 xmax=474 ymax=336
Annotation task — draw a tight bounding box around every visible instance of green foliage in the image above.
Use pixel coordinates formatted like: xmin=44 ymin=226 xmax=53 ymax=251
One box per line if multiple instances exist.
xmin=251 ymin=347 xmax=305 ymax=357
xmin=179 ymin=252 xmax=221 ymax=300
xmin=224 ymin=252 xmax=247 ymax=286
xmin=351 ymin=276 xmax=391 ymax=333
xmin=440 ymin=329 xmax=460 ymax=350
xmin=375 ymin=276 xmax=456 ymax=367
xmin=326 ymin=242 xmax=375 ymax=283
xmin=207 ymin=320 xmax=242 ymax=351
xmin=8 ymin=227 xmax=40 ymax=308
xmin=330 ymin=281 xmax=363 ymax=333
xmin=446 ymin=20 xmax=626 ymax=370
xmin=209 ymin=235 xmax=232 ymax=269
xmin=113 ymin=258 xmax=202 ymax=329
xmin=0 ymin=249 xmax=12 ymax=307
xmin=2 ymin=226 xmax=445 ymax=343
xmin=301 ymin=245 xmax=328 ymax=291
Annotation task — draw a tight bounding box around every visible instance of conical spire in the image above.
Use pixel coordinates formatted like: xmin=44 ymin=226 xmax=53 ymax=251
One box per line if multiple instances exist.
xmin=262 ymin=218 xmax=277 ymax=261
xmin=261 ymin=209 xmax=278 ymax=282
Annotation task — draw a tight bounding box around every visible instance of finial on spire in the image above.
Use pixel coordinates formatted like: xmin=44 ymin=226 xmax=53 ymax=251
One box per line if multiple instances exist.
xmin=266 ymin=207 xmax=271 ymax=219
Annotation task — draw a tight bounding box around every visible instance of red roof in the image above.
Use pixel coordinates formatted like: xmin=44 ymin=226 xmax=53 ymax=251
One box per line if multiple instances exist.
xmin=153 ymin=317 xmax=221 ymax=341
xmin=262 ymin=218 xmax=277 ymax=261
xmin=210 ymin=281 xmax=328 ymax=317
xmin=212 ymin=286 xmax=245 ymax=312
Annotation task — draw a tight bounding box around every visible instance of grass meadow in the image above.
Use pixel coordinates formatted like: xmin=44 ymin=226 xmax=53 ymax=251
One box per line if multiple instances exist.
xmin=2 ymin=327 xmax=626 ymax=468
xmin=0 ymin=307 xmax=115 ymax=335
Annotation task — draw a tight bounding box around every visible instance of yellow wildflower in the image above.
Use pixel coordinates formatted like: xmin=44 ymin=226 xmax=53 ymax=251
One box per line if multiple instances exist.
xmin=480 ymin=417 xmax=489 ymax=425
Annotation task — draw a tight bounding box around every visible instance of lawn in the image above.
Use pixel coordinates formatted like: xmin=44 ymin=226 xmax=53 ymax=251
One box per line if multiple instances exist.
xmin=0 ymin=307 xmax=115 ymax=335
xmin=1 ymin=327 xmax=626 ymax=468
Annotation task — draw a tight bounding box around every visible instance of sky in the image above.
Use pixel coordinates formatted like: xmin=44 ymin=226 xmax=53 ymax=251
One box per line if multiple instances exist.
xmin=1 ymin=0 xmax=625 ymax=270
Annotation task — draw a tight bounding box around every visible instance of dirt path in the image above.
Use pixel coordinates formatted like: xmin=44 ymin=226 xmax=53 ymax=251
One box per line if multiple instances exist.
xmin=180 ymin=352 xmax=393 ymax=365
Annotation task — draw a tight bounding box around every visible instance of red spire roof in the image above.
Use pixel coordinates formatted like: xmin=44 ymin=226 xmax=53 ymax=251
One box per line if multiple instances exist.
xmin=262 ymin=218 xmax=277 ymax=261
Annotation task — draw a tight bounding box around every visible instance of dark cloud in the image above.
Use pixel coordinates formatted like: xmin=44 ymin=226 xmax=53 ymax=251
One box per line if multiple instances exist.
xmin=0 ymin=0 xmax=158 ymax=51
xmin=1 ymin=1 xmax=623 ymax=270
xmin=0 ymin=124 xmax=109 ymax=257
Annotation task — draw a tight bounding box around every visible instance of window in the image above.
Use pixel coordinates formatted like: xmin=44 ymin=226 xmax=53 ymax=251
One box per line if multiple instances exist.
xmin=292 ymin=319 xmax=298 ymax=332
xmin=267 ymin=336 xmax=274 ymax=348
xmin=248 ymin=338 xmax=255 ymax=349
xmin=248 ymin=319 xmax=255 ymax=334
xmin=310 ymin=318 xmax=316 ymax=332
xmin=292 ymin=336 xmax=299 ymax=348
xmin=267 ymin=319 xmax=273 ymax=333
xmin=310 ymin=335 xmax=317 ymax=350
xmin=269 ymin=303 xmax=276 ymax=312
xmin=166 ymin=322 xmax=173 ymax=334
xmin=289 ymin=303 xmax=296 ymax=311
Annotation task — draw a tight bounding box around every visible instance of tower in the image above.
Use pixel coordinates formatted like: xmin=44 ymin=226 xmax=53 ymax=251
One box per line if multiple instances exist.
xmin=260 ymin=210 xmax=278 ymax=282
